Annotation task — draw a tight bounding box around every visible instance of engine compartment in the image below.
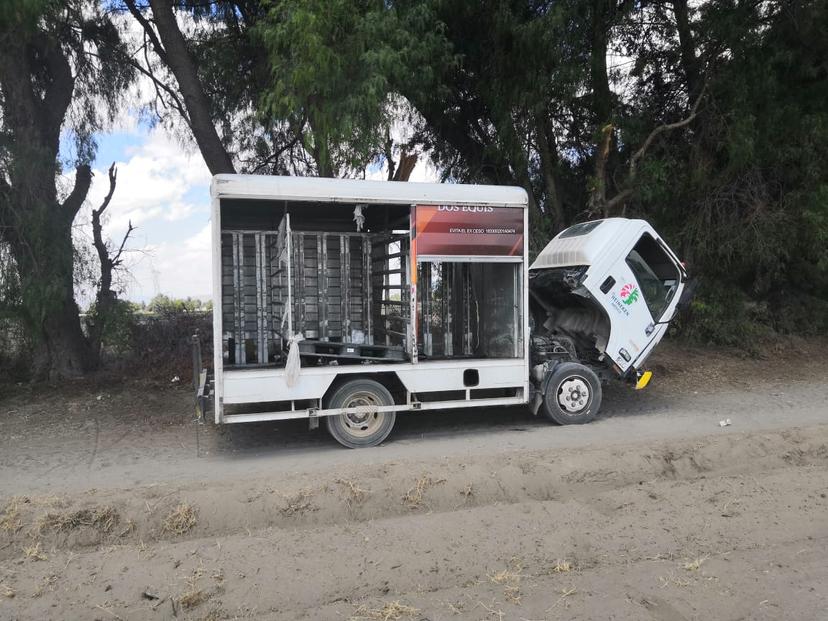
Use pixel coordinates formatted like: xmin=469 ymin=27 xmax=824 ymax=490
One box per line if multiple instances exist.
xmin=528 ymin=267 xmax=611 ymax=369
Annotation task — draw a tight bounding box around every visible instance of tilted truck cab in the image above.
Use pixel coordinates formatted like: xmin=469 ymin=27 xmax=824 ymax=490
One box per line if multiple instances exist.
xmin=197 ymin=175 xmax=687 ymax=446
xmin=527 ymin=218 xmax=686 ymax=423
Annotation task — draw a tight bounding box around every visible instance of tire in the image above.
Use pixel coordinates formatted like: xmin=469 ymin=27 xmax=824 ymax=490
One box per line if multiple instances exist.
xmin=325 ymin=379 xmax=396 ymax=448
xmin=541 ymin=362 xmax=602 ymax=425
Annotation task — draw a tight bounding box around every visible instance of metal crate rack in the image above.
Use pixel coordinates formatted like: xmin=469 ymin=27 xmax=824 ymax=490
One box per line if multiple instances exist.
xmin=291 ymin=231 xmax=373 ymax=343
xmin=221 ymin=229 xmax=289 ymax=366
xmin=221 ymin=225 xmax=410 ymax=367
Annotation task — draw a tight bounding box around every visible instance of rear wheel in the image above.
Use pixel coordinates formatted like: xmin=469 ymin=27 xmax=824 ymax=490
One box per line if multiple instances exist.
xmin=325 ymin=379 xmax=396 ymax=448
xmin=541 ymin=362 xmax=602 ymax=425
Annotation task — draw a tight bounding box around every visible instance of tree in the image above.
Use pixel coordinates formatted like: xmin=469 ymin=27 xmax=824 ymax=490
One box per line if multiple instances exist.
xmin=123 ymin=0 xmax=235 ymax=174
xmin=95 ymin=0 xmax=828 ymax=347
xmin=121 ymin=0 xmax=314 ymax=176
xmin=0 ymin=0 xmax=134 ymax=378
xmin=87 ymin=163 xmax=135 ymax=358
xmin=257 ymin=0 xmax=452 ymax=178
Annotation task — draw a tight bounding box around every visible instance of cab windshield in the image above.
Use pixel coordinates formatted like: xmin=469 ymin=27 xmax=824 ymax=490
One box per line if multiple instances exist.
xmin=625 ymin=234 xmax=680 ymax=320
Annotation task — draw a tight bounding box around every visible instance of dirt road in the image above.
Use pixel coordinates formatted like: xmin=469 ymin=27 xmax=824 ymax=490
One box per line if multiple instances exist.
xmin=1 ymin=341 xmax=827 ymax=620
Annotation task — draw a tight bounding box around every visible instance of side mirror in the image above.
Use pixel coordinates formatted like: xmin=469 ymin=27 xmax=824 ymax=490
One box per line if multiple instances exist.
xmin=675 ymin=278 xmax=698 ymax=312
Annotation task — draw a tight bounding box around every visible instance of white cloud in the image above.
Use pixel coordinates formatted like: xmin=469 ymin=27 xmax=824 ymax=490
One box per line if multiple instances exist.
xmin=70 ymin=122 xmax=212 ymax=305
xmin=85 ymin=127 xmax=210 ymax=237
xmin=125 ymin=222 xmax=213 ymax=302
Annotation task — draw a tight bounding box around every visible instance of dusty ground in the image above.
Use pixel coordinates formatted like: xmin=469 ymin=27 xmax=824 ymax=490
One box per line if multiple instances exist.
xmin=0 ymin=339 xmax=827 ymax=620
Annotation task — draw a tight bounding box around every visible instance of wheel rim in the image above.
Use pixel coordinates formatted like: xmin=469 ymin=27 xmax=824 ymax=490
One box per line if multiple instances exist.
xmin=556 ymin=376 xmax=590 ymax=414
xmin=339 ymin=391 xmax=386 ymax=438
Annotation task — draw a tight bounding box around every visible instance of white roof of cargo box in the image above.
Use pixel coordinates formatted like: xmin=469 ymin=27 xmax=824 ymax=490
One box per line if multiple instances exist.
xmin=211 ymin=174 xmax=528 ymax=208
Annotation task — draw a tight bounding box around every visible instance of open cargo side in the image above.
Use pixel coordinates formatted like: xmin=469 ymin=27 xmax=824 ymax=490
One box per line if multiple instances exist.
xmin=210 ymin=176 xmax=530 ymax=424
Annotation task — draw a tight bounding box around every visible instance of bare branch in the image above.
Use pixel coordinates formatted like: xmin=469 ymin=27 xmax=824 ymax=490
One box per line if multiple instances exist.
xmin=112 ymin=221 xmax=135 ymax=267
xmin=123 ymin=0 xmax=168 ymax=64
xmin=603 ymin=187 xmax=634 ymax=213
xmin=98 ymin=163 xmax=117 ymax=216
xmin=91 ymin=163 xmax=117 ymax=273
xmin=137 ymin=36 xmax=191 ymax=126
xmin=605 ymin=82 xmax=708 ymax=214
xmin=628 ymin=82 xmax=707 ymax=181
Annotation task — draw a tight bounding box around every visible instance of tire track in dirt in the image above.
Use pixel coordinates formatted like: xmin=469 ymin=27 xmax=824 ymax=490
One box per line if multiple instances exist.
xmin=2 ymin=425 xmax=827 ymax=564
xmin=2 ymin=443 xmax=827 ymax=620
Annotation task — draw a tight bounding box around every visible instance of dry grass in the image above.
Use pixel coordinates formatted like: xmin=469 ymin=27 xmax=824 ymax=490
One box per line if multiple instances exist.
xmin=162 ymin=503 xmax=197 ymax=535
xmin=476 ymin=598 xmax=505 ymax=620
xmin=551 ymin=559 xmax=573 ymax=573
xmin=179 ymin=565 xmax=207 ymax=610
xmin=351 ymin=600 xmax=420 ymax=621
xmin=198 ymin=607 xmax=226 ymax=621
xmin=22 ymin=542 xmax=48 ymax=561
xmin=659 ymin=570 xmax=691 ymax=588
xmin=280 ymin=489 xmax=316 ymax=516
xmin=31 ymin=574 xmax=58 ymax=598
xmin=683 ymin=556 xmax=708 ymax=571
xmin=117 ymin=518 xmax=136 ymax=538
xmin=488 ymin=558 xmax=525 ymax=605
xmin=489 ymin=558 xmax=524 ymax=584
xmin=545 ymin=587 xmax=577 ymax=612
xmin=36 ymin=506 xmax=119 ymax=534
xmin=402 ymin=476 xmax=445 ymax=509
xmin=0 ymin=496 xmax=28 ymax=533
xmin=336 ymin=479 xmax=370 ymax=506
xmin=179 ymin=589 xmax=208 ymax=610
xmin=461 ymin=484 xmax=474 ymax=498
xmin=503 ymin=585 xmax=521 ymax=604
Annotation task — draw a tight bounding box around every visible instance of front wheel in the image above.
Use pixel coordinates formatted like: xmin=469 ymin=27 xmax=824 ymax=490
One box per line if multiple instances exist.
xmin=325 ymin=379 xmax=396 ymax=448
xmin=541 ymin=362 xmax=602 ymax=425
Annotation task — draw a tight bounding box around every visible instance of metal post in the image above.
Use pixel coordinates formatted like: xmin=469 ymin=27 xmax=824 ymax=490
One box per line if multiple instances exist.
xmin=191 ymin=330 xmax=202 ymax=391
xmin=319 ymin=233 xmax=328 ymax=341
xmin=365 ymin=237 xmax=373 ymax=345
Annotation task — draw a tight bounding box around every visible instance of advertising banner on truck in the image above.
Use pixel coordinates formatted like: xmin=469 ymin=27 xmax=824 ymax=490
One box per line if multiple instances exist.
xmin=413 ymin=205 xmax=524 ymax=258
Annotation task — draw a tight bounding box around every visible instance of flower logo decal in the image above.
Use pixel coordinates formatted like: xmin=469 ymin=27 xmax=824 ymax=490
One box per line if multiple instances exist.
xmin=620 ymin=283 xmax=639 ymax=306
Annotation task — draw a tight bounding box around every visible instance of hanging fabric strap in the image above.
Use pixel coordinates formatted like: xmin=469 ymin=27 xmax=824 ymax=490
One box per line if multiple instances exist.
xmin=285 ymin=334 xmax=304 ymax=387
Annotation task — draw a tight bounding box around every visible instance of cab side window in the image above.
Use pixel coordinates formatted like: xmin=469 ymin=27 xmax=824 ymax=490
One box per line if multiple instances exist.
xmin=625 ymin=234 xmax=680 ymax=320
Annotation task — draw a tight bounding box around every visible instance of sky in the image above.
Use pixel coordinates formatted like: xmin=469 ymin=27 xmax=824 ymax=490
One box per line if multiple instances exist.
xmin=78 ymin=123 xmax=212 ymax=304
xmin=77 ymin=117 xmax=438 ymax=305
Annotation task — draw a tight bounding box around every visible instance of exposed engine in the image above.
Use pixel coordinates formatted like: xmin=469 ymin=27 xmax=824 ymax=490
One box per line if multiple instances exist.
xmin=530 ymin=334 xmax=576 ymax=367
xmin=528 ymin=266 xmax=611 ymax=368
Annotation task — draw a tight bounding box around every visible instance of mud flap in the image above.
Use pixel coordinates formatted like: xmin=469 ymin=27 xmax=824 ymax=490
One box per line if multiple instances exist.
xmin=635 ymin=370 xmax=653 ymax=390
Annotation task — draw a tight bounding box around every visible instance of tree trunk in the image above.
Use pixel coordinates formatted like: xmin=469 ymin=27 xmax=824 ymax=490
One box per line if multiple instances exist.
xmin=588 ymin=0 xmax=614 ymax=214
xmin=590 ymin=0 xmax=613 ymax=126
xmin=673 ymin=0 xmax=701 ymax=101
xmin=12 ymin=200 xmax=96 ymax=380
xmin=143 ymin=0 xmax=236 ymax=175
xmin=31 ymin=298 xmax=94 ymax=381
xmin=535 ymin=116 xmax=565 ymax=233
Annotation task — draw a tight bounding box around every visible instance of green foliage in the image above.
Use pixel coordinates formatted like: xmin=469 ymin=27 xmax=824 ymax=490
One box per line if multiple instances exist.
xmin=85 ymin=298 xmax=141 ymax=354
xmin=146 ymin=295 xmax=211 ymax=315
xmin=251 ymin=0 xmax=827 ymax=343
xmin=1 ymin=0 xmax=136 ymax=376
xmin=678 ymin=285 xmax=771 ymax=348
xmin=257 ymin=0 xmax=453 ymax=175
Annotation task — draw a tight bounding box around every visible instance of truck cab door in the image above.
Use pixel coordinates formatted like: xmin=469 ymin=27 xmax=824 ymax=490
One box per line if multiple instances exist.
xmin=594 ymin=231 xmax=683 ymax=372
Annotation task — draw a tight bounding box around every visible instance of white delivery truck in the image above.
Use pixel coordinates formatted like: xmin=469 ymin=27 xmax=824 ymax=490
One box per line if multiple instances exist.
xmin=196 ymin=175 xmax=688 ymax=447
